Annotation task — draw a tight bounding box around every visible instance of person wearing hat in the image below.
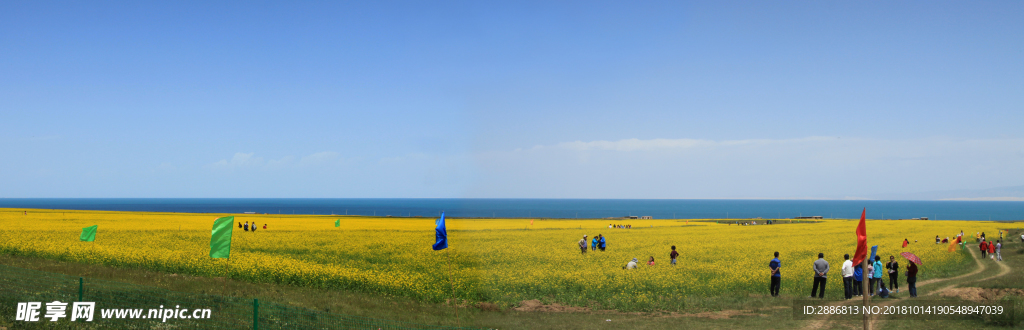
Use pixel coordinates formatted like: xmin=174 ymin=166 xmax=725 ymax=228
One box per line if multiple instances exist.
xmin=578 ymin=235 xmax=588 ymax=254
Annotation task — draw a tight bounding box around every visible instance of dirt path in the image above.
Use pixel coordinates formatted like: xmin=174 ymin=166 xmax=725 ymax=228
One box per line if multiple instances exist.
xmin=805 ymin=246 xmax=1001 ymax=330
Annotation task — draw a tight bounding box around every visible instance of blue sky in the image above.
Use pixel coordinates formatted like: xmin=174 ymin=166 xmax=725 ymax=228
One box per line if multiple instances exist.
xmin=2 ymin=1 xmax=1023 ymax=199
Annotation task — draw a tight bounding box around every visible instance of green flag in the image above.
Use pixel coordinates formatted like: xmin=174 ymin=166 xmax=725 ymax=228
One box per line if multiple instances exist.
xmin=335 ymin=219 xmax=340 ymax=227
xmin=210 ymin=216 xmax=234 ymax=259
xmin=80 ymin=225 xmax=97 ymax=242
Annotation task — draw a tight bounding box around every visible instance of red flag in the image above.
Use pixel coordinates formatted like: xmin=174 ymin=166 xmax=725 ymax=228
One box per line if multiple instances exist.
xmin=852 ymin=208 xmax=868 ymax=265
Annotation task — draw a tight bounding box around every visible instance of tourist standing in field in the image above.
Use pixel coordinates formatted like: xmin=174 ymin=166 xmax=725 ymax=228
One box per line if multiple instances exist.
xmin=579 ymin=235 xmax=588 ymax=254
xmin=239 ymin=222 xmax=243 ymax=229
xmin=906 ymin=261 xmax=918 ymax=297
xmin=842 ymin=254 xmax=854 ymax=299
xmin=988 ymin=240 xmax=996 ymax=259
xmin=996 ymin=240 xmax=1002 ymax=261
xmin=866 ymin=261 xmax=875 ymax=296
xmin=811 ymin=253 xmax=828 ymax=299
xmin=886 ymin=256 xmax=899 ymax=293
xmin=935 ymin=235 xmax=940 ymax=244
xmin=263 ymin=224 xmax=267 ymax=230
xmin=769 ymin=252 xmax=781 ymax=297
xmin=599 ymin=235 xmax=606 ymax=251
xmin=979 ymin=240 xmax=988 ymax=258
xmin=853 ymin=265 xmax=863 ymax=296
xmin=591 ymin=236 xmax=598 ymax=251
xmin=244 ymin=222 xmax=249 ymax=231
xmin=670 ymin=245 xmax=679 ymax=266
xmin=872 ymin=256 xmax=884 ymax=296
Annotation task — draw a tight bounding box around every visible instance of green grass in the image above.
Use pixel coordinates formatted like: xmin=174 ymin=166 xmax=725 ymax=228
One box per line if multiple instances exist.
xmin=0 ymin=253 xmax=806 ymax=329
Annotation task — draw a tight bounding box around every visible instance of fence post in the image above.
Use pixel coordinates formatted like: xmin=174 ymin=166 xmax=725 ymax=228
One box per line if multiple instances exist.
xmin=253 ymin=298 xmax=259 ymax=330
xmin=78 ymin=277 xmax=83 ymax=301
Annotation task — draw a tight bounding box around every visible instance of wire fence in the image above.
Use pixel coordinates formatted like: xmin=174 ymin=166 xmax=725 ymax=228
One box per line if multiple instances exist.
xmin=0 ymin=264 xmax=484 ymax=329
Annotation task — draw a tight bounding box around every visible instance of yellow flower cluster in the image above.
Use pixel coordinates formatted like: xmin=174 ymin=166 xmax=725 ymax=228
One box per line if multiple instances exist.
xmin=0 ymin=209 xmax=998 ymax=311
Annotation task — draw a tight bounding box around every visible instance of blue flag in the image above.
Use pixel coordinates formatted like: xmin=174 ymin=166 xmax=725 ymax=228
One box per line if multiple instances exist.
xmin=432 ymin=212 xmax=447 ymax=250
xmin=869 ymin=245 xmax=879 ymax=263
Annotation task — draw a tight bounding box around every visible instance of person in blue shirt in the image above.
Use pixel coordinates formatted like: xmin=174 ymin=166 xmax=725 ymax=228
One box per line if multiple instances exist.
xmin=598 ymin=235 xmax=606 ymax=251
xmin=853 ymin=265 xmax=864 ymax=296
xmin=872 ymin=256 xmax=884 ymax=296
xmin=591 ymin=236 xmax=598 ymax=251
xmin=769 ymin=251 xmax=781 ymax=297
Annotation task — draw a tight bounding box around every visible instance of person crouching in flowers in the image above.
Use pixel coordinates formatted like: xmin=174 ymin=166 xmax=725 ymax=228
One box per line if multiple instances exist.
xmin=624 ymin=258 xmax=638 ymax=269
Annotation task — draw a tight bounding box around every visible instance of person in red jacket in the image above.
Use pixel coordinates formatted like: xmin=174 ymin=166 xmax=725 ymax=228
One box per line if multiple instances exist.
xmin=979 ymin=241 xmax=988 ymax=258
xmin=987 ymin=240 xmax=996 ymax=258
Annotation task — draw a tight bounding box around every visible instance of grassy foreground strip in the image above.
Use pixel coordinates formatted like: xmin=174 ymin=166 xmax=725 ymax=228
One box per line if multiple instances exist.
xmin=0 ymin=254 xmax=800 ymax=329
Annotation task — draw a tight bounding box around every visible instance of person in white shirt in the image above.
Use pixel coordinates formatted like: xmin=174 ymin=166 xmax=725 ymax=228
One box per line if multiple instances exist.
xmin=625 ymin=258 xmax=638 ymax=269
xmin=841 ymin=253 xmax=854 ymax=300
xmin=996 ymin=240 xmax=1003 ymax=261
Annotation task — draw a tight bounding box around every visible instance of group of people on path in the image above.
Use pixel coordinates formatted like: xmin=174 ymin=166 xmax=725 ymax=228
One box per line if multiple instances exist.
xmin=979 ymin=239 xmax=1003 ymax=261
xmin=239 ymin=221 xmax=266 ymax=232
xmin=769 ymin=251 xmax=919 ymax=300
xmin=940 ymin=230 xmax=1005 ymax=262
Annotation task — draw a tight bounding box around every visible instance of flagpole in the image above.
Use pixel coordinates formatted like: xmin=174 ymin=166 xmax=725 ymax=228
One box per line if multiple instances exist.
xmin=862 ymin=257 xmax=869 ymax=330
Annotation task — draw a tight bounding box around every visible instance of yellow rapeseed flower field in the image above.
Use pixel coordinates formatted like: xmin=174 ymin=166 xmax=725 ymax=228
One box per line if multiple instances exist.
xmin=0 ymin=208 xmax=1001 ymax=311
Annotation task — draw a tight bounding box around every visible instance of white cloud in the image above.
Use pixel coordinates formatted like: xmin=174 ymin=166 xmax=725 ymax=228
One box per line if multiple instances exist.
xmin=536 ymin=136 xmax=838 ymax=152
xmin=266 ymin=156 xmax=295 ymax=169
xmin=470 ymin=137 xmax=1024 ymax=199
xmin=299 ymin=151 xmax=341 ymax=166
xmin=210 ymin=152 xmax=263 ymax=169
xmin=209 ymin=151 xmax=348 ymax=170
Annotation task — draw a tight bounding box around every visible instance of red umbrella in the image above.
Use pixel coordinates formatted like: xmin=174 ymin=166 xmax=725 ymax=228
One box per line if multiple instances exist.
xmin=900 ymin=252 xmax=923 ymax=265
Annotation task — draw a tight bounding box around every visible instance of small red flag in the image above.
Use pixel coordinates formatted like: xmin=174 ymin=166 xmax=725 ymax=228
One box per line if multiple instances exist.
xmin=852 ymin=208 xmax=868 ymax=265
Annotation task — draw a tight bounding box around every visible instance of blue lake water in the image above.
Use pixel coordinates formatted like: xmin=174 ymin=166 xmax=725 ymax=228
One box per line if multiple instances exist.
xmin=0 ymin=198 xmax=1021 ymax=220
